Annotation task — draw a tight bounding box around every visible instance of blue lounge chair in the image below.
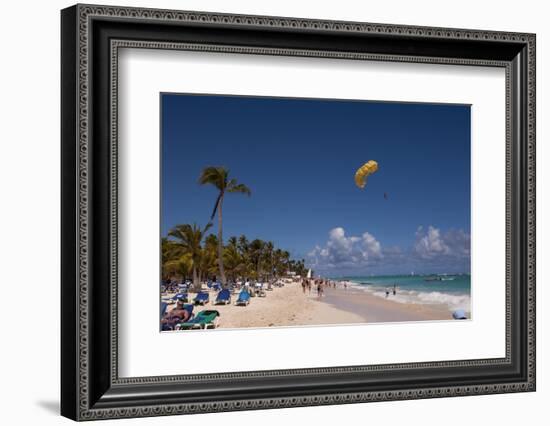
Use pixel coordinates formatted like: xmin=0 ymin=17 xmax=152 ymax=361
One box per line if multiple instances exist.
xmin=212 ymin=282 xmax=222 ymax=292
xmin=177 ymin=310 xmax=220 ymax=330
xmin=215 ymin=289 xmax=231 ymax=305
xmin=236 ymin=290 xmax=251 ymax=306
xmin=194 ymin=291 xmax=209 ymax=305
xmin=182 ymin=303 xmax=194 ymax=320
xmin=160 ymin=302 xmax=168 ymax=319
xmin=172 ymin=292 xmax=188 ymax=303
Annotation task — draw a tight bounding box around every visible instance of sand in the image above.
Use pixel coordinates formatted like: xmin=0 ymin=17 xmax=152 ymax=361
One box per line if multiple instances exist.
xmin=164 ymin=281 xmax=453 ymax=330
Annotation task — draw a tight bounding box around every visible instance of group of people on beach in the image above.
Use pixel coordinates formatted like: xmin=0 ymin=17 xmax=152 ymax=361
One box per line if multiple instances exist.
xmin=385 ymin=284 xmax=398 ymax=298
xmin=302 ymin=278 xmax=338 ymax=298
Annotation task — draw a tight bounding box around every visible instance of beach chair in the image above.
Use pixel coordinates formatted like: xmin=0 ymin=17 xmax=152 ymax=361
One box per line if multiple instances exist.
xmin=236 ymin=290 xmax=251 ymax=306
xmin=194 ymin=291 xmax=209 ymax=305
xmin=212 ymin=282 xmax=222 ymax=292
xmin=176 ymin=310 xmax=220 ymax=330
xmin=254 ymin=283 xmax=266 ymax=297
xmin=215 ymin=288 xmax=231 ymax=305
xmin=171 ymin=292 xmax=188 ymax=303
xmin=161 ymin=296 xmax=175 ymax=305
xmin=182 ymin=303 xmax=195 ymax=320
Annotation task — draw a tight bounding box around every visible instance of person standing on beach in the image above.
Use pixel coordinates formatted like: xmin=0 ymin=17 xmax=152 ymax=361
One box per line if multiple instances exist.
xmin=302 ymin=279 xmax=307 ymax=294
xmin=385 ymin=287 xmax=390 ymax=298
xmin=393 ymin=284 xmax=397 ymax=296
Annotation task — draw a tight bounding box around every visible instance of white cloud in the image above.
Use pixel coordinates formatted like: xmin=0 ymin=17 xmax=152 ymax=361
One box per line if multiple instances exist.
xmin=413 ymin=226 xmax=470 ymax=260
xmin=413 ymin=226 xmax=450 ymax=259
xmin=308 ymin=227 xmax=382 ymax=269
xmin=308 ymin=225 xmax=470 ymax=274
xmin=362 ymin=232 xmax=382 ymax=258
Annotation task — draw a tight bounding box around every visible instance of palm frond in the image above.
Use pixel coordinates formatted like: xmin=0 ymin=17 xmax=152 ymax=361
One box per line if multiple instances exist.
xmin=202 ymin=221 xmax=213 ymax=234
xmin=227 ymin=183 xmax=251 ymax=196
xmin=198 ymin=166 xmax=228 ymax=190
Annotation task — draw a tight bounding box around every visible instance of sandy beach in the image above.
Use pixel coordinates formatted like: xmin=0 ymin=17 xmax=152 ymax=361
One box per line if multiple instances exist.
xmin=163 ymin=281 xmax=453 ymax=330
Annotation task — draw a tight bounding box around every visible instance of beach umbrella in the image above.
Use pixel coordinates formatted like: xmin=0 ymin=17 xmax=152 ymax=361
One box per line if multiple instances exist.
xmin=452 ymin=309 xmax=467 ymax=320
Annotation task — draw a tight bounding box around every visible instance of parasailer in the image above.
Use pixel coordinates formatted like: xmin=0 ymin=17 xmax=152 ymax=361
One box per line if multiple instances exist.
xmin=354 ymin=160 xmax=378 ymax=189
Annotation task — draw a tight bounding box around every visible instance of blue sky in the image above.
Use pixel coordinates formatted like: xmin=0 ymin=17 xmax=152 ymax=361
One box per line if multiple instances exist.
xmin=161 ymin=94 xmax=471 ymax=276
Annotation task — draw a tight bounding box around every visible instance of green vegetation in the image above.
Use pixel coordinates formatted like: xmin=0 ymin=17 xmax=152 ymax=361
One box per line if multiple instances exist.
xmin=163 ymin=166 xmax=306 ymax=285
xmin=162 ymin=232 xmax=307 ymax=286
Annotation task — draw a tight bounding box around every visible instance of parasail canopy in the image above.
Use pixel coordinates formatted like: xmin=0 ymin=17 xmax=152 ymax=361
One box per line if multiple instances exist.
xmin=354 ymin=160 xmax=378 ymax=189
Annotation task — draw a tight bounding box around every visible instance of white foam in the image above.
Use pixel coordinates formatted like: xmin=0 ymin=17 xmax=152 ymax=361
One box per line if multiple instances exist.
xmin=336 ymin=281 xmax=471 ymax=313
xmin=371 ymin=289 xmax=470 ymax=312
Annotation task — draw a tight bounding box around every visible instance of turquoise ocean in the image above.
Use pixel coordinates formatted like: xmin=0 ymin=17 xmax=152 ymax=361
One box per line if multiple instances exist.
xmin=338 ymin=274 xmax=471 ymax=313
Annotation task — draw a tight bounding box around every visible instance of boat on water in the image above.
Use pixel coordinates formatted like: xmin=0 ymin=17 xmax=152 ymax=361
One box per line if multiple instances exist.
xmin=424 ymin=275 xmax=442 ymax=282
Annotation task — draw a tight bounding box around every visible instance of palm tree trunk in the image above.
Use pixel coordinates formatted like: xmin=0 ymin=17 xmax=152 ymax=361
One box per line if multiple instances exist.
xmin=192 ymin=265 xmax=200 ymax=291
xmin=217 ymin=194 xmax=227 ymax=286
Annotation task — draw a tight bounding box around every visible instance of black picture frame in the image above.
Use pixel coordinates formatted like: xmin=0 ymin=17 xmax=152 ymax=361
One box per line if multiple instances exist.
xmin=61 ymin=4 xmax=536 ymax=421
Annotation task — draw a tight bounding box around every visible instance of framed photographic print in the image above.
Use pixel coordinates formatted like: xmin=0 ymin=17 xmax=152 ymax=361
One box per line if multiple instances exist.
xmin=61 ymin=4 xmax=536 ymax=421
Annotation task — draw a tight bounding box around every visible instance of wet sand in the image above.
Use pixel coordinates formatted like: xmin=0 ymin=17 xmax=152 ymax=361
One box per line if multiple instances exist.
xmin=321 ymin=286 xmax=451 ymax=323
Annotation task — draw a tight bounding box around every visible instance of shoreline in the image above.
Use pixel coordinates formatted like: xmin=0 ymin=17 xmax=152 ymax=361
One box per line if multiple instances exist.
xmin=163 ymin=280 xmax=458 ymax=330
xmin=321 ymin=285 xmax=453 ymax=323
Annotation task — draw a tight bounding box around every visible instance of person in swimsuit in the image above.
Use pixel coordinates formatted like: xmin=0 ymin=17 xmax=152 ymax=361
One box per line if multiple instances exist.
xmin=161 ymin=298 xmax=191 ymax=330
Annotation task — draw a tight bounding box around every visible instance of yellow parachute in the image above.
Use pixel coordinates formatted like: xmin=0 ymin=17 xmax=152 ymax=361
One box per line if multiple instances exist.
xmin=354 ymin=160 xmax=378 ymax=189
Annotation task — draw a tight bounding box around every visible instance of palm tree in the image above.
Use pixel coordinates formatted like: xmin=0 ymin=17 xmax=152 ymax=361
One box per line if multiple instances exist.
xmin=161 ymin=237 xmax=186 ymax=280
xmin=272 ymin=248 xmax=286 ymax=279
xmin=223 ymin=244 xmax=242 ymax=282
xmin=202 ymin=234 xmax=219 ymax=280
xmin=163 ymin=253 xmax=193 ymax=281
xmin=199 ymin=166 xmax=251 ymax=286
xmin=249 ymin=239 xmax=265 ymax=279
xmin=263 ymin=241 xmax=275 ymax=280
xmin=168 ymin=223 xmax=211 ymax=291
xmin=238 ymin=235 xmax=249 ymax=256
xmin=227 ymin=236 xmax=239 ymax=251
xmin=282 ymin=250 xmax=291 ymax=275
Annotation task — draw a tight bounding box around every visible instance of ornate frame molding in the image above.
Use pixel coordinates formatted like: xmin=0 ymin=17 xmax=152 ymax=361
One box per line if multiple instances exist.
xmin=61 ymin=4 xmax=535 ymax=421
